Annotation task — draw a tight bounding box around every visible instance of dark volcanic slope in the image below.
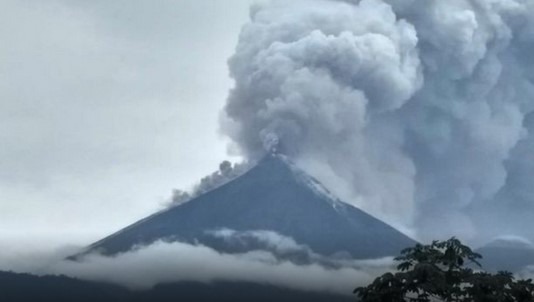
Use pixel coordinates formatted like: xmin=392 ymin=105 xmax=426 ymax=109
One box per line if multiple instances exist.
xmin=79 ymin=154 xmax=415 ymax=259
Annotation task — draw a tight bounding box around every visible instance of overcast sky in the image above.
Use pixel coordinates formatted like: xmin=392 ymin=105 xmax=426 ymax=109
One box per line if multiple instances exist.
xmin=0 ymin=0 xmax=257 ymax=248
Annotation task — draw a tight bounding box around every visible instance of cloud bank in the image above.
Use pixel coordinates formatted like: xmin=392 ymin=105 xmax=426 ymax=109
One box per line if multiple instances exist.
xmin=55 ymin=241 xmax=391 ymax=294
xmin=221 ymin=0 xmax=534 ymax=243
xmin=0 ymin=232 xmax=393 ymax=295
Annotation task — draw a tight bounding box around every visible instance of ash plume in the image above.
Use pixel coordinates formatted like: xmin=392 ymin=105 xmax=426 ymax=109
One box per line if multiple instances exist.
xmin=170 ymin=160 xmax=252 ymax=206
xmin=221 ymin=0 xmax=534 ymax=243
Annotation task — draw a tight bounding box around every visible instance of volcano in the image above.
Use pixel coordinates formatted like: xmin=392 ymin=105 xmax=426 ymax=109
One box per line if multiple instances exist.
xmin=477 ymin=237 xmax=534 ymax=272
xmin=75 ymin=154 xmax=415 ymax=260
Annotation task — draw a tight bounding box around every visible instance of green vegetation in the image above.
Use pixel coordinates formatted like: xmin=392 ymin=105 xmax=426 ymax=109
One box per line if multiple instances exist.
xmin=355 ymin=238 xmax=534 ymax=302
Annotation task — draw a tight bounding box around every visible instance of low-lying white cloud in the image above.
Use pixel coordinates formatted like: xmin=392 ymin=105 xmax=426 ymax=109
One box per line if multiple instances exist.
xmin=0 ymin=233 xmax=394 ymax=295
xmin=52 ymin=240 xmax=393 ymax=294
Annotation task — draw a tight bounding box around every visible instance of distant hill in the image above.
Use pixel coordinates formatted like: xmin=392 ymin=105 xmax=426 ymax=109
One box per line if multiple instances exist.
xmin=74 ymin=154 xmax=415 ymax=260
xmin=0 ymin=271 xmax=128 ymax=302
xmin=0 ymin=271 xmax=353 ymax=302
xmin=477 ymin=237 xmax=534 ymax=272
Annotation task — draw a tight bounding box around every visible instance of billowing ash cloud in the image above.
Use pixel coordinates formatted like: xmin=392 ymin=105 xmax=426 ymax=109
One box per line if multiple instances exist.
xmin=169 ymin=161 xmax=252 ymax=206
xmin=221 ymin=0 xmax=534 ymax=243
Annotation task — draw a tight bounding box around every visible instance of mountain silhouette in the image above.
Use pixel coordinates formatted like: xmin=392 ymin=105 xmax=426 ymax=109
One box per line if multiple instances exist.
xmin=477 ymin=237 xmax=534 ymax=272
xmin=74 ymin=154 xmax=415 ymax=260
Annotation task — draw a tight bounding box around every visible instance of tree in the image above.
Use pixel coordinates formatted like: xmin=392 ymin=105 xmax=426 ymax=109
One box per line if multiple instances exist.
xmin=354 ymin=238 xmax=534 ymax=302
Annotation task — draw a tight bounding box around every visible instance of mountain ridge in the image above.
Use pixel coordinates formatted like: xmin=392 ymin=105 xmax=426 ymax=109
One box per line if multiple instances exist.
xmin=0 ymin=270 xmax=354 ymax=302
xmin=74 ymin=154 xmax=416 ymax=260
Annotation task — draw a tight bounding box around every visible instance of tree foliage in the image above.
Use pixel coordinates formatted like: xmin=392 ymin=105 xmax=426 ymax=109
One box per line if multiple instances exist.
xmin=354 ymin=238 xmax=534 ymax=302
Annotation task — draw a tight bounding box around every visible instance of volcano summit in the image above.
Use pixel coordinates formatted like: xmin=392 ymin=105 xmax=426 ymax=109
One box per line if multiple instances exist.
xmin=75 ymin=154 xmax=415 ymax=261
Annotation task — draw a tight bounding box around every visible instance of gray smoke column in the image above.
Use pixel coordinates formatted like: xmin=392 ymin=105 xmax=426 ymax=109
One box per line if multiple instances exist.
xmin=221 ymin=0 xmax=534 ymax=243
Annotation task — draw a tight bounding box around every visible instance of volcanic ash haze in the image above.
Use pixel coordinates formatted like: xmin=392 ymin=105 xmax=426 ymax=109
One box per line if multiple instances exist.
xmin=220 ymin=0 xmax=534 ymax=243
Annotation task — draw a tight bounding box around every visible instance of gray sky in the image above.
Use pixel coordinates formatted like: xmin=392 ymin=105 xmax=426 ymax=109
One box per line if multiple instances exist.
xmin=0 ymin=0 xmax=256 ymax=248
